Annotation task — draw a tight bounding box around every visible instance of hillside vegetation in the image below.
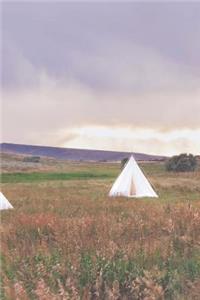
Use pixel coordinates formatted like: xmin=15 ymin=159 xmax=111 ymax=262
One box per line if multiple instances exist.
xmin=1 ymin=154 xmax=200 ymax=299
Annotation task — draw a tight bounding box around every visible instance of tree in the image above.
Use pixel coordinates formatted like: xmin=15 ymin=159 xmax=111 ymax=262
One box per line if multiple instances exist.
xmin=165 ymin=153 xmax=197 ymax=172
xmin=121 ymin=157 xmax=129 ymax=169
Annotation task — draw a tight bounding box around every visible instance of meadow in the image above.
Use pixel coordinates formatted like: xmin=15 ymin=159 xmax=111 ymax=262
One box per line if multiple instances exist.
xmin=1 ymin=154 xmax=200 ymax=299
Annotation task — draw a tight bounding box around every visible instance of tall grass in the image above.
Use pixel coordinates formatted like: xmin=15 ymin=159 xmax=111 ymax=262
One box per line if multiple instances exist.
xmin=1 ymin=159 xmax=200 ymax=299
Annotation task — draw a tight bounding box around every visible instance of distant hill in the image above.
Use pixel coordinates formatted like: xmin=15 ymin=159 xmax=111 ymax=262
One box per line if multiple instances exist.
xmin=0 ymin=143 xmax=166 ymax=162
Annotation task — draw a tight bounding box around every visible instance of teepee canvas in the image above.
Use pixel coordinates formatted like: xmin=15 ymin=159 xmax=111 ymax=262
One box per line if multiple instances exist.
xmin=0 ymin=192 xmax=13 ymax=210
xmin=109 ymin=156 xmax=158 ymax=198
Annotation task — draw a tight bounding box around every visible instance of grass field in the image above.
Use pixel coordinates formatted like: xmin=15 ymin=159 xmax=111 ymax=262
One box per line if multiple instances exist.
xmin=1 ymin=154 xmax=200 ymax=299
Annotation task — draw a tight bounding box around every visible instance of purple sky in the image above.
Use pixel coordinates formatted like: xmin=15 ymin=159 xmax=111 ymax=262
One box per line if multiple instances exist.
xmin=1 ymin=2 xmax=200 ymax=155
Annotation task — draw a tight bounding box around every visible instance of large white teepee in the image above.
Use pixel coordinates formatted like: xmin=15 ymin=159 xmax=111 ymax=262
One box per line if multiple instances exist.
xmin=0 ymin=192 xmax=13 ymax=210
xmin=109 ymin=156 xmax=158 ymax=198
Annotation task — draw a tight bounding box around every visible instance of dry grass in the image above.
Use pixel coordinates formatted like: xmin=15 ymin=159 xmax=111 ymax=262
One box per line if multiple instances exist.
xmin=1 ymin=156 xmax=200 ymax=299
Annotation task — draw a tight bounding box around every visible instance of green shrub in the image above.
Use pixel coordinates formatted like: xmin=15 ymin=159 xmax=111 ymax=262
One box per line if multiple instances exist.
xmin=121 ymin=157 xmax=129 ymax=169
xmin=166 ymin=153 xmax=197 ymax=172
xmin=23 ymin=156 xmax=41 ymax=163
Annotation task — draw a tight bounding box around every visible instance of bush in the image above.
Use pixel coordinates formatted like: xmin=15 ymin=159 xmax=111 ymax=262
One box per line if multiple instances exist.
xmin=166 ymin=153 xmax=197 ymax=172
xmin=121 ymin=157 xmax=129 ymax=169
xmin=23 ymin=156 xmax=41 ymax=163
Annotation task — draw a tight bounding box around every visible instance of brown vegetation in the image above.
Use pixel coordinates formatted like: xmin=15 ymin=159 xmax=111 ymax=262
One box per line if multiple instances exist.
xmin=1 ymin=157 xmax=200 ymax=299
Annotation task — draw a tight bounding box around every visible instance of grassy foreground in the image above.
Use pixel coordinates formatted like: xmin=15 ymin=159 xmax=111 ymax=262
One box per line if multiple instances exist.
xmin=1 ymin=156 xmax=200 ymax=299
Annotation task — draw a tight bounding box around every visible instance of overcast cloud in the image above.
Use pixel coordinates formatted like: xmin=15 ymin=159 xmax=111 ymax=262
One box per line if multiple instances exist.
xmin=1 ymin=2 xmax=200 ymax=155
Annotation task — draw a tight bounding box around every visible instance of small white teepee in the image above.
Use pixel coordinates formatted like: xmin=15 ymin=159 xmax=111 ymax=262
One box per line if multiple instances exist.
xmin=0 ymin=192 xmax=14 ymax=210
xmin=109 ymin=156 xmax=158 ymax=198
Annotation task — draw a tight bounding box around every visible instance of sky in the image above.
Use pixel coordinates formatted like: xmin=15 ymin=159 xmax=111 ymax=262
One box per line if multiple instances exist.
xmin=1 ymin=2 xmax=200 ymax=156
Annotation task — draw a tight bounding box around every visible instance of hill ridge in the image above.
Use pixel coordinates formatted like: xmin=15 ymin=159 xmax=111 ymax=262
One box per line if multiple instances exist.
xmin=0 ymin=143 xmax=166 ymax=162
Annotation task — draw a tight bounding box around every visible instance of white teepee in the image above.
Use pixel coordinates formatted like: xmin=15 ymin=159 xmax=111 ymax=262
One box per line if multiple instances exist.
xmin=0 ymin=192 xmax=14 ymax=210
xmin=109 ymin=156 xmax=158 ymax=198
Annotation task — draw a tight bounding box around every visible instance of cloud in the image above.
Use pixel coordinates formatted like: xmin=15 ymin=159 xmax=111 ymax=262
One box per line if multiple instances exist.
xmin=2 ymin=2 xmax=200 ymax=89
xmin=1 ymin=2 xmax=200 ymax=154
xmin=2 ymin=39 xmax=40 ymax=89
xmin=61 ymin=126 xmax=200 ymax=156
xmin=2 ymin=40 xmax=200 ymax=155
xmin=2 ymin=65 xmax=200 ymax=148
